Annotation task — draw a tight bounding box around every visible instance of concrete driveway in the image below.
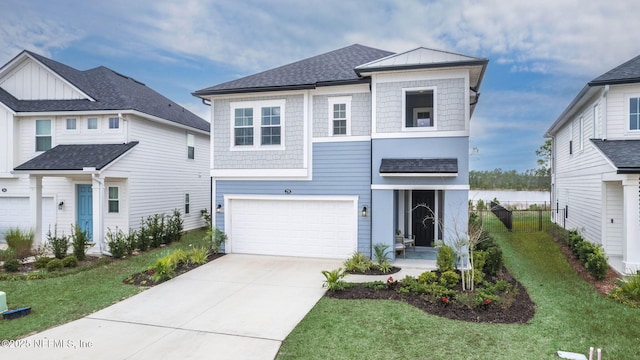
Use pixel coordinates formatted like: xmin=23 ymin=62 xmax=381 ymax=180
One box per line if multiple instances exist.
xmin=2 ymin=254 xmax=342 ymax=360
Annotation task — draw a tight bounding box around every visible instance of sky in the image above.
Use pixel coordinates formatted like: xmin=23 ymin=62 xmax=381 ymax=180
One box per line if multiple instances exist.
xmin=2 ymin=0 xmax=640 ymax=172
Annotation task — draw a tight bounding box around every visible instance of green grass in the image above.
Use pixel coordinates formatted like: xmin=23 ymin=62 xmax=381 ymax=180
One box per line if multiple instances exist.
xmin=277 ymin=220 xmax=640 ymax=359
xmin=0 ymin=229 xmax=207 ymax=339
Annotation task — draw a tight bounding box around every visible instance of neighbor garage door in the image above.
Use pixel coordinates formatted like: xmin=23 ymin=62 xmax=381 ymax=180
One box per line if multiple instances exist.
xmin=0 ymin=197 xmax=55 ymax=241
xmin=227 ymin=196 xmax=358 ymax=259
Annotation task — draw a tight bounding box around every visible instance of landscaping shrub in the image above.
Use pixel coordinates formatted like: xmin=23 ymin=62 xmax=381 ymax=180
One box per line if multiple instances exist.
xmin=106 ymin=228 xmax=128 ymax=259
xmin=166 ymin=209 xmax=184 ymax=243
xmin=439 ymin=270 xmax=460 ymax=289
xmin=146 ymin=214 xmax=166 ymax=248
xmin=418 ymin=271 xmax=437 ymax=284
xmin=71 ymin=224 xmax=89 ymax=261
xmin=168 ymin=249 xmax=189 ymax=267
xmin=372 ymin=243 xmax=392 ymax=273
xmin=585 ymin=247 xmax=608 ymax=280
xmin=62 ymin=255 xmax=78 ymax=268
xmin=437 ymin=245 xmax=456 ymax=272
xmin=211 ymin=228 xmax=227 ymax=254
xmin=609 ymin=272 xmax=640 ymax=307
xmin=577 ymin=240 xmax=596 ymax=263
xmin=472 ymin=250 xmax=487 ymax=284
xmin=188 ymin=247 xmax=209 ymax=265
xmin=46 ymin=258 xmax=64 ymax=272
xmin=136 ymin=221 xmax=151 ymax=252
xmin=3 ymin=258 xmax=21 ymax=272
xmin=548 ymin=226 xmax=609 ymax=280
xmin=483 ymin=245 xmax=504 ymax=276
xmin=34 ymin=256 xmax=52 ymax=269
xmin=5 ymin=227 xmax=34 ymax=259
xmin=344 ymin=251 xmax=373 ymax=273
xmin=321 ymin=268 xmax=347 ymax=291
xmin=47 ymin=226 xmax=70 ymax=259
xmin=150 ymin=256 xmax=176 ymax=282
xmin=0 ymin=247 xmax=17 ymax=262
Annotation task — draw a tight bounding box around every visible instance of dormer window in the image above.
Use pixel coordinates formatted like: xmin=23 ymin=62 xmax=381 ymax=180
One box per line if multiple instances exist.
xmin=403 ymin=88 xmax=436 ymax=130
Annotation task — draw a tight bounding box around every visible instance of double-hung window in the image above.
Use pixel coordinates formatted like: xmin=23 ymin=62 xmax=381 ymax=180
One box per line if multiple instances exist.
xmin=35 ymin=119 xmax=52 ymax=151
xmin=231 ymin=100 xmax=285 ymax=149
xmin=87 ymin=117 xmax=98 ymax=130
xmin=187 ymin=133 xmax=195 ymax=159
xmin=108 ymin=187 xmax=119 ymax=213
xmin=630 ymin=97 xmax=640 ymax=131
xmin=66 ymin=118 xmax=77 ymax=130
xmin=261 ymin=107 xmax=281 ymax=145
xmin=329 ymin=96 xmax=351 ymax=136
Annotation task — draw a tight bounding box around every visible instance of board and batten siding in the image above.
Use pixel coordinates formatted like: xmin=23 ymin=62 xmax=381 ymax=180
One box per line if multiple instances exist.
xmin=215 ymin=140 xmax=372 ymax=254
xmin=110 ymin=115 xmax=210 ymax=231
xmin=0 ymin=58 xmax=85 ymax=100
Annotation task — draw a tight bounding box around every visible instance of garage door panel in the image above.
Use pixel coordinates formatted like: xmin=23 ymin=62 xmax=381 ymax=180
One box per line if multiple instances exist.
xmin=229 ymin=198 xmax=357 ymax=259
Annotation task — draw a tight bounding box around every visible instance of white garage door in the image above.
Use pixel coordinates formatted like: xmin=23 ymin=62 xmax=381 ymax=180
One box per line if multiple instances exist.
xmin=0 ymin=197 xmax=55 ymax=242
xmin=227 ymin=196 xmax=358 ymax=259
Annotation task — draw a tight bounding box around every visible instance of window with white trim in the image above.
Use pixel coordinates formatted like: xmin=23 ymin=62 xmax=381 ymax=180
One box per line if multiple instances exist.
xmin=35 ymin=119 xmax=52 ymax=151
xmin=184 ymin=193 xmax=190 ymax=214
xmin=579 ymin=116 xmax=584 ymax=151
xmin=231 ymin=100 xmax=285 ymax=149
xmin=187 ymin=133 xmax=195 ymax=159
xmin=108 ymin=117 xmax=119 ymax=129
xmin=66 ymin=118 xmax=77 ymax=130
xmin=87 ymin=117 xmax=98 ymax=130
xmin=403 ymin=88 xmax=436 ymax=129
xmin=593 ymin=104 xmax=599 ymax=138
xmin=328 ymin=96 xmax=351 ymax=136
xmin=108 ymin=186 xmax=119 ymax=213
xmin=630 ymin=97 xmax=640 ymax=131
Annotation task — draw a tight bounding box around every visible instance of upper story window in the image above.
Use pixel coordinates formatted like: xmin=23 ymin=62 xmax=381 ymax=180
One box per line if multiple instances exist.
xmin=593 ymin=104 xmax=599 ymax=138
xmin=66 ymin=118 xmax=77 ymax=130
xmin=35 ymin=119 xmax=52 ymax=152
xmin=231 ymin=100 xmax=285 ymax=150
xmin=184 ymin=193 xmax=190 ymax=214
xmin=578 ymin=116 xmax=584 ymax=151
xmin=187 ymin=133 xmax=195 ymax=159
xmin=108 ymin=117 xmax=119 ymax=129
xmin=403 ymin=88 xmax=436 ymax=130
xmin=630 ymin=97 xmax=640 ymax=131
xmin=261 ymin=107 xmax=281 ymax=145
xmin=87 ymin=117 xmax=98 ymax=130
xmin=329 ymin=96 xmax=351 ymax=136
xmin=108 ymin=186 xmax=119 ymax=213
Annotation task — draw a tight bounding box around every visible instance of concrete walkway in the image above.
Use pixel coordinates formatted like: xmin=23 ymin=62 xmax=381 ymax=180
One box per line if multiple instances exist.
xmin=1 ymin=254 xmax=342 ymax=360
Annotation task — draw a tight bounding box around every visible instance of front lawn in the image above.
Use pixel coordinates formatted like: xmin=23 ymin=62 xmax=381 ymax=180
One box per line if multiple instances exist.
xmin=277 ymin=227 xmax=640 ymax=359
xmin=0 ymin=229 xmax=207 ymax=340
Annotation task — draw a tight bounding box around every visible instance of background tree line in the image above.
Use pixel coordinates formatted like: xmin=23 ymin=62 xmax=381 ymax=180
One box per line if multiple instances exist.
xmin=470 ymin=140 xmax=551 ymax=191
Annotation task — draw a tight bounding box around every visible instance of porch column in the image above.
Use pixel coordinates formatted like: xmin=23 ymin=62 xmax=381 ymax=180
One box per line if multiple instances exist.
xmin=372 ymin=189 xmax=394 ymax=258
xmin=92 ymin=175 xmax=105 ymax=254
xmin=29 ymin=175 xmax=43 ymax=246
xmin=622 ymin=176 xmax=640 ymax=274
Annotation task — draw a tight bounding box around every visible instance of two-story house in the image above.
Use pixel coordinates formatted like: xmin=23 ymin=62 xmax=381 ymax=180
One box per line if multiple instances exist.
xmin=545 ymin=54 xmax=640 ymax=274
xmin=193 ymin=44 xmax=487 ymax=259
xmin=0 ymin=50 xmax=210 ymax=254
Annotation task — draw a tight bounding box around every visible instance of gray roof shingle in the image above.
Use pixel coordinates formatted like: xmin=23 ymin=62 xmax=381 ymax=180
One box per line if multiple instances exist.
xmin=591 ymin=139 xmax=640 ymax=174
xmin=379 ymin=158 xmax=458 ymax=174
xmin=14 ymin=142 xmax=139 ymax=171
xmin=1 ymin=51 xmax=209 ymax=132
xmin=193 ymin=44 xmax=394 ymax=96
xmin=589 ymin=54 xmax=640 ymax=86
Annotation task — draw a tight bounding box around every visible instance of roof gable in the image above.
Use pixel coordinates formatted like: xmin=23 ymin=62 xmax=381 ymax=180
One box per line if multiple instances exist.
xmin=0 ymin=50 xmax=209 ymax=132
xmin=355 ymin=47 xmax=486 ymax=73
xmin=589 ymin=54 xmax=640 ymax=86
xmin=193 ymin=44 xmax=394 ymax=96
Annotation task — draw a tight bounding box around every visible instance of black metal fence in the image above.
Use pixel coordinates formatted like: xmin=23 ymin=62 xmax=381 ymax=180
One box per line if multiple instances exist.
xmin=475 ymin=205 xmax=566 ymax=233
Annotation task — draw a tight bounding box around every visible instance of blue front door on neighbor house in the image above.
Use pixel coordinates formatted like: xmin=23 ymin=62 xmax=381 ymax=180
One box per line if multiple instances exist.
xmin=77 ymin=184 xmax=93 ymax=240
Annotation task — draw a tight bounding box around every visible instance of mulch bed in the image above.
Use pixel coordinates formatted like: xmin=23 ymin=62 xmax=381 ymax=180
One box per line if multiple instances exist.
xmin=346 ymin=266 xmax=401 ymax=275
xmin=327 ymin=269 xmax=535 ymax=324
xmin=123 ymin=253 xmax=224 ymax=287
xmin=1 ymin=255 xmax=104 ymax=274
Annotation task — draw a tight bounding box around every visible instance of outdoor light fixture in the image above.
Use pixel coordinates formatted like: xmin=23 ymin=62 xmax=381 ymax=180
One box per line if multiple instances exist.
xmin=216 ymin=204 xmax=223 ymax=213
xmin=362 ymin=206 xmax=367 ymax=217
xmin=1 ymin=188 xmax=6 ymax=192
xmin=284 ymin=189 xmax=292 ymax=194
xmin=58 ymin=201 xmax=64 ymax=210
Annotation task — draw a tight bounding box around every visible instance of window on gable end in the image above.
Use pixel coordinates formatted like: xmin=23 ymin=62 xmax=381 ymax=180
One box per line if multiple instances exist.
xmin=630 ymin=97 xmax=640 ymax=131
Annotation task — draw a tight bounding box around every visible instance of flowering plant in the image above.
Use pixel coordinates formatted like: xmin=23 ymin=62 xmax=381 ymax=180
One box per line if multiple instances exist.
xmin=441 ymin=297 xmax=450 ymax=304
xmin=387 ymin=276 xmax=394 ymax=283
xmin=484 ymin=299 xmax=492 ymax=305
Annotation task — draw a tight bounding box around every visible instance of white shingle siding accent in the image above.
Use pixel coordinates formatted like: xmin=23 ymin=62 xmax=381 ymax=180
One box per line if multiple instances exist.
xmin=213 ymin=95 xmax=305 ymax=169
xmin=375 ymin=78 xmax=465 ymax=133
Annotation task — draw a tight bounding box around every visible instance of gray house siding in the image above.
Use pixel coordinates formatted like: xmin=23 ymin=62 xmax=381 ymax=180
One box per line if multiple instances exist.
xmin=312 ymin=92 xmax=371 ymax=137
xmin=215 ymin=140 xmax=372 ymax=253
xmin=212 ymin=95 xmax=305 ymax=169
xmin=376 ymin=78 xmax=466 ymax=133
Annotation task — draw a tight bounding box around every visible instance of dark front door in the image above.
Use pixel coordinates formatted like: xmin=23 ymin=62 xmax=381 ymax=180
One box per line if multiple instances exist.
xmin=412 ymin=190 xmax=435 ymax=247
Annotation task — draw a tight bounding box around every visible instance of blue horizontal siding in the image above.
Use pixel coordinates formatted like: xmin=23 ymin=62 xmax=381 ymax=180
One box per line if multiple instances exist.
xmin=215 ymin=141 xmax=372 ymax=254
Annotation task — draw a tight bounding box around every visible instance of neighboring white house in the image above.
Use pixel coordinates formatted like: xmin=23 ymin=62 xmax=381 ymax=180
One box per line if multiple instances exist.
xmin=545 ymin=54 xmax=640 ymax=274
xmin=193 ymin=44 xmax=487 ymax=259
xmin=0 ymin=50 xmax=210 ymax=254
